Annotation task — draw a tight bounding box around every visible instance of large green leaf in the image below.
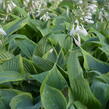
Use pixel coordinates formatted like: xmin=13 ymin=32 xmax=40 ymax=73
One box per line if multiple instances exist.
xmin=67 ymin=50 xmax=101 ymax=109
xmin=4 ymin=18 xmax=28 ymax=35
xmin=45 ymin=49 xmax=65 ymax=68
xmin=32 ymin=55 xmax=54 ymax=72
xmin=91 ymin=79 xmax=109 ymax=108
xmin=10 ymin=93 xmax=33 ymax=109
xmin=96 ymin=72 xmax=109 ymax=83
xmin=6 ymin=34 xmax=36 ymax=58
xmin=0 ymin=89 xmax=21 ymax=109
xmin=99 ymin=44 xmax=109 ymax=58
xmin=48 ymin=33 xmax=67 ymax=48
xmin=0 ymin=51 xmax=13 ymax=64
xmin=0 ymin=55 xmax=24 ymax=73
xmin=81 ymin=48 xmax=109 ymax=73
xmin=31 ymin=71 xmax=48 ymax=83
xmin=41 ymin=85 xmax=67 ymax=109
xmin=74 ymin=101 xmax=88 ymax=109
xmin=90 ymin=28 xmax=106 ymax=44
xmin=51 ymin=15 xmax=68 ymax=33
xmin=34 ymin=37 xmax=52 ymax=57
xmin=67 ymin=88 xmax=88 ymax=109
xmin=15 ymin=38 xmax=36 ymax=58
xmin=0 ymin=71 xmax=25 ymax=84
xmin=23 ymin=58 xmax=37 ymax=74
xmin=41 ymin=65 xmax=68 ymax=91
xmin=28 ymin=19 xmax=51 ymax=37
xmin=3 ymin=18 xmax=20 ymax=32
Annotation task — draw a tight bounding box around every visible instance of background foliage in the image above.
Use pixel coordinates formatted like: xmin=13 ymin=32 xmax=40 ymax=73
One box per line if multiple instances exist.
xmin=0 ymin=0 xmax=109 ymax=109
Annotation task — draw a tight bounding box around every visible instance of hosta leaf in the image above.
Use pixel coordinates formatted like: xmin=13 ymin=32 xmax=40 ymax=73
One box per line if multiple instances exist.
xmin=89 ymin=28 xmax=106 ymax=43
xmin=48 ymin=33 xmax=67 ymax=48
xmin=67 ymin=101 xmax=87 ymax=109
xmin=6 ymin=34 xmax=35 ymax=56
xmin=67 ymin=50 xmax=101 ymax=109
xmin=91 ymin=79 xmax=109 ymax=108
xmin=96 ymin=72 xmax=109 ymax=83
xmin=34 ymin=37 xmax=52 ymax=57
xmin=15 ymin=38 xmax=36 ymax=58
xmin=32 ymin=55 xmax=54 ymax=72
xmin=0 ymin=101 xmax=7 ymax=109
xmin=67 ymin=105 xmax=75 ymax=109
xmin=46 ymin=49 xmax=65 ymax=68
xmin=59 ymin=0 xmax=74 ymax=8
xmin=81 ymin=48 xmax=109 ymax=73
xmin=62 ymin=36 xmax=72 ymax=52
xmin=0 ymin=71 xmax=25 ymax=84
xmin=0 ymin=55 xmax=24 ymax=74
xmin=5 ymin=34 xmax=27 ymax=50
xmin=0 ymin=51 xmax=13 ymax=64
xmin=51 ymin=16 xmax=67 ymax=33
xmin=28 ymin=19 xmax=51 ymax=37
xmin=13 ymin=7 xmax=27 ymax=17
xmin=10 ymin=93 xmax=33 ymax=109
xmin=3 ymin=18 xmax=20 ymax=33
xmin=67 ymin=88 xmax=75 ymax=109
xmin=31 ymin=71 xmax=48 ymax=83
xmin=4 ymin=18 xmax=28 ymax=35
xmin=23 ymin=58 xmax=37 ymax=74
xmin=67 ymin=88 xmax=88 ymax=109
xmin=6 ymin=34 xmax=28 ymax=41
xmin=44 ymin=48 xmax=57 ymax=64
xmin=41 ymin=65 xmax=68 ymax=92
xmin=41 ymin=85 xmax=67 ymax=109
xmin=99 ymin=45 xmax=109 ymax=56
xmin=74 ymin=101 xmax=88 ymax=109
xmin=21 ymin=102 xmax=41 ymax=109
xmin=0 ymin=89 xmax=21 ymax=109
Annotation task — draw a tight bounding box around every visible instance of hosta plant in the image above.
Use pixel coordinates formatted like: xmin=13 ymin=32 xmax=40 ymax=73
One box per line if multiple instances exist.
xmin=0 ymin=0 xmax=109 ymax=109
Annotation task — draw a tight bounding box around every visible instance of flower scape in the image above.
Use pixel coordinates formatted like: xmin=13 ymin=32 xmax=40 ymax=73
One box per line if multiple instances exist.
xmin=0 ymin=0 xmax=109 ymax=109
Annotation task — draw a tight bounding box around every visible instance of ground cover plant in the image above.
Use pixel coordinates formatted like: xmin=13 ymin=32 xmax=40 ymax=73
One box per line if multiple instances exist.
xmin=0 ymin=0 xmax=109 ymax=109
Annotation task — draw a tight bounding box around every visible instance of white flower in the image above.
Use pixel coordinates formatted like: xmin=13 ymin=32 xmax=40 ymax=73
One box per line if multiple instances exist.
xmin=88 ymin=4 xmax=97 ymax=9
xmin=73 ymin=35 xmax=81 ymax=47
xmin=31 ymin=0 xmax=47 ymax=10
xmin=87 ymin=4 xmax=97 ymax=13
xmin=86 ymin=12 xmax=92 ymax=17
xmin=70 ymin=24 xmax=88 ymax=36
xmin=70 ymin=25 xmax=76 ymax=36
xmin=78 ymin=0 xmax=83 ymax=4
xmin=49 ymin=48 xmax=53 ymax=53
xmin=6 ymin=1 xmax=16 ymax=13
xmin=70 ymin=24 xmax=88 ymax=47
xmin=11 ymin=1 xmax=16 ymax=7
xmin=24 ymin=0 xmax=30 ymax=7
xmin=32 ymin=1 xmax=42 ymax=9
xmin=35 ymin=9 xmax=42 ymax=17
xmin=0 ymin=28 xmax=7 ymax=36
xmin=77 ymin=25 xmax=88 ymax=36
xmin=84 ymin=18 xmax=94 ymax=24
xmin=84 ymin=15 xmax=92 ymax=20
xmin=7 ymin=4 xmax=12 ymax=12
xmin=40 ymin=12 xmax=51 ymax=21
xmin=83 ymin=2 xmax=97 ymax=24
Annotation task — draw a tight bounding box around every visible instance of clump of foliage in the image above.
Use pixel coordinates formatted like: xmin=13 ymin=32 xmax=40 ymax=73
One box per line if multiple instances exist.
xmin=0 ymin=0 xmax=109 ymax=109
